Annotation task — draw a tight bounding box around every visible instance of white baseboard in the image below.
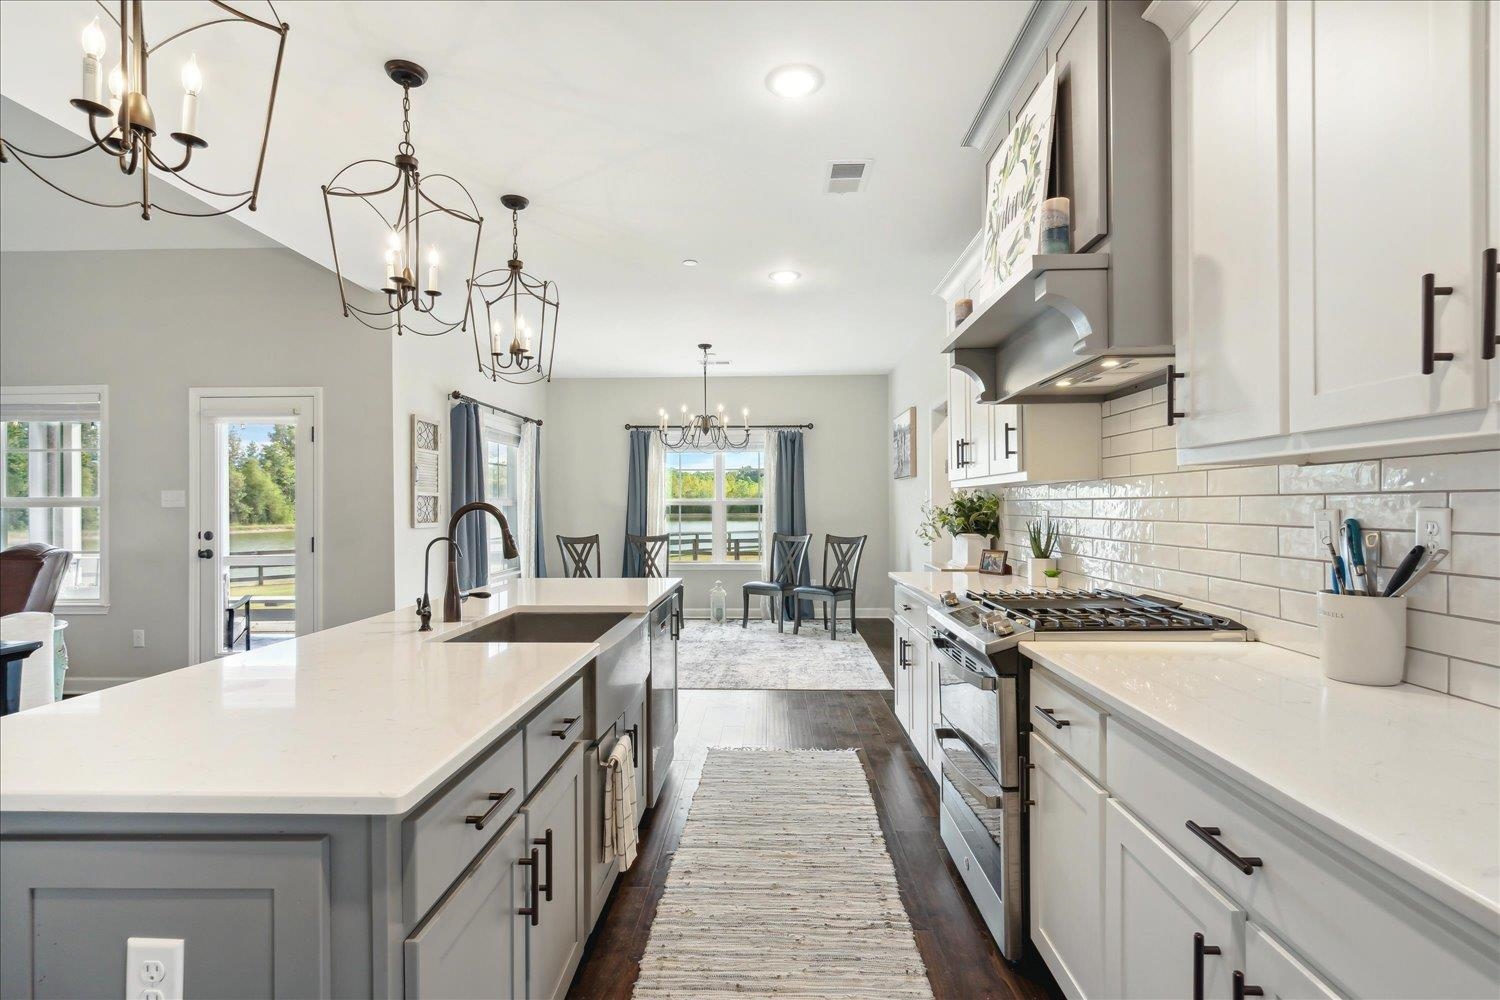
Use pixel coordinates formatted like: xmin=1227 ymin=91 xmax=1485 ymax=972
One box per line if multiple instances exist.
xmin=63 ymin=675 xmax=126 ymax=696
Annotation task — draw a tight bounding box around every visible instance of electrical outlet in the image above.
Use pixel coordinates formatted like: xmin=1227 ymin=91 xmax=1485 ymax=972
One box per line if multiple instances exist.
xmin=1313 ymin=508 xmax=1342 ymax=553
xmin=1414 ymin=507 xmax=1452 ymax=553
xmin=132 ymin=629 xmax=146 ymax=648
xmin=126 ymin=937 xmax=183 ymax=1000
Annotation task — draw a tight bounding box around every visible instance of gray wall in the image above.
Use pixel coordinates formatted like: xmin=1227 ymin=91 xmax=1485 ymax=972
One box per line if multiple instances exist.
xmin=543 ymin=375 xmax=893 ymax=615
xmin=887 ymin=336 xmax=950 ymax=574
xmin=0 ymin=248 xmax=395 ymax=686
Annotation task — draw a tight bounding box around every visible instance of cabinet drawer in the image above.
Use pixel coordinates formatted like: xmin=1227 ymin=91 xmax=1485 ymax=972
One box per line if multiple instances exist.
xmin=1241 ymin=920 xmax=1339 ymax=1000
xmin=1029 ymin=667 xmax=1106 ymax=782
xmin=526 ymin=677 xmax=585 ymax=793
xmin=894 ymin=586 xmax=929 ymax=633
xmin=404 ymin=730 xmax=524 ymax=924
xmin=1108 ymin=720 xmax=1498 ymax=999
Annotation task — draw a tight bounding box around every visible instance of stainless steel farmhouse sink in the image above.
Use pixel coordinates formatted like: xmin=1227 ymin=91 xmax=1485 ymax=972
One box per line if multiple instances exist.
xmin=444 ymin=610 xmax=632 ymax=644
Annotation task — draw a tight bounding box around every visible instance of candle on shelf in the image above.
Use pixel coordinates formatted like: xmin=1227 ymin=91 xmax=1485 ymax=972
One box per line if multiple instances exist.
xmin=1040 ymin=196 xmax=1071 ymax=254
xmin=180 ymin=54 xmax=202 ymax=136
xmin=80 ymin=18 xmax=106 ymax=104
xmin=425 ymin=244 xmax=439 ymax=293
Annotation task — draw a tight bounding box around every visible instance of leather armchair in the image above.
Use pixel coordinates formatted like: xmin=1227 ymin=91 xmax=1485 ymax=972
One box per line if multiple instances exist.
xmin=0 ymin=543 xmax=74 ymax=616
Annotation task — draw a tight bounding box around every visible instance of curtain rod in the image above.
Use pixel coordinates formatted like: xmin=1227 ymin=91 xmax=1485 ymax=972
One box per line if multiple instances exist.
xmin=450 ymin=390 xmax=543 ymax=426
xmin=622 ymin=422 xmax=813 ymax=430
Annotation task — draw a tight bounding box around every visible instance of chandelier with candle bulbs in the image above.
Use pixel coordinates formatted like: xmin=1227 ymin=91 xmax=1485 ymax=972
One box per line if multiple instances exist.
xmin=321 ymin=59 xmax=482 ymax=337
xmin=468 ymin=195 xmax=559 ymax=384
xmin=655 ymin=344 xmax=752 ymax=450
xmin=0 ymin=1 xmax=289 ymax=220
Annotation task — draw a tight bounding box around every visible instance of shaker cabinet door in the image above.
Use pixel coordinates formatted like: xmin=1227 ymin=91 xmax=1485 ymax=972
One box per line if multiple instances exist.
xmin=524 ymin=745 xmax=586 ymax=1000
xmin=1239 ymin=920 xmax=1342 ymax=1000
xmin=948 ymin=366 xmax=973 ymax=483
xmin=1102 ymin=799 xmax=1244 ymax=1000
xmin=1286 ymin=0 xmax=1489 ymax=430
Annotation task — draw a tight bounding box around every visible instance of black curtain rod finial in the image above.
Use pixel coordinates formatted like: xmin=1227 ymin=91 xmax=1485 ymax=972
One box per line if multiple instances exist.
xmin=450 ymin=390 xmax=543 ymax=426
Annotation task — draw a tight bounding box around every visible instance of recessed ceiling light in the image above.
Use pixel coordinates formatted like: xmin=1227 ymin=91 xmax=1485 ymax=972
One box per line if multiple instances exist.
xmin=765 ymin=64 xmax=824 ymax=99
xmin=1099 ymin=358 xmax=1120 ymax=368
xmin=682 ymin=258 xmax=699 ymax=267
xmin=769 ymin=269 xmax=801 ymax=285
xmin=1056 ymin=379 xmax=1073 ymax=387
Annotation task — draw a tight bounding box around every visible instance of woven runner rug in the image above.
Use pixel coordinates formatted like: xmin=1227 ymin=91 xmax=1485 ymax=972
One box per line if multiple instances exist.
xmin=633 ymin=748 xmax=933 ymax=999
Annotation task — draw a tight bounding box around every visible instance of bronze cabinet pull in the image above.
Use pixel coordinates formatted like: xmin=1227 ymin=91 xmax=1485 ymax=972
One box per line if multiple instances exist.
xmin=1483 ymin=248 xmax=1498 ymax=361
xmin=1186 ymin=820 xmax=1264 ymax=874
xmin=1166 ymin=364 xmax=1188 ymax=425
xmin=464 ymin=787 xmax=515 ymax=831
xmin=517 ymin=847 xmax=541 ymax=926
xmin=1193 ymin=932 xmax=1222 ymax=1000
xmin=1233 ymin=971 xmax=1264 ymax=999
xmin=551 ymin=716 xmax=581 ymax=740
xmin=1034 ymin=706 xmax=1070 ymax=729
xmin=534 ymin=828 xmax=554 ymax=901
xmin=627 ymin=724 xmax=640 ymax=768
xmin=1003 ymin=422 xmax=1017 ymax=458
xmin=1422 ymin=273 xmax=1456 ymax=374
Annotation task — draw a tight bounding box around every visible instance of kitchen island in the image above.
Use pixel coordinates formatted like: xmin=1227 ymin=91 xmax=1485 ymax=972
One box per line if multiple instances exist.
xmin=0 ymin=578 xmax=683 ymax=999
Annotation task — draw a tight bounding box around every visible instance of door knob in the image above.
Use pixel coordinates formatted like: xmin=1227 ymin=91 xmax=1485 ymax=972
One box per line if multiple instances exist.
xmin=197 ymin=548 xmax=213 ymax=559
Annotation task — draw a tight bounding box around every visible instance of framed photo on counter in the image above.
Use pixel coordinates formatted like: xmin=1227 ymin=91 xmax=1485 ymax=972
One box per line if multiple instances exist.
xmin=979 ymin=548 xmax=1009 ymax=575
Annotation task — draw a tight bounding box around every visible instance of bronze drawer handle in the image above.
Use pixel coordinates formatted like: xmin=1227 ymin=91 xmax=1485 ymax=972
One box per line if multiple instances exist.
xmin=534 ymin=827 xmax=554 ymax=901
xmin=517 ymin=847 xmax=541 ymax=926
xmin=1233 ymin=971 xmax=1264 ymax=999
xmin=464 ymin=788 xmax=515 ymax=831
xmin=1187 ymin=820 xmax=1263 ymax=875
xmin=551 ymin=716 xmax=581 ymax=740
xmin=1034 ymin=706 xmax=1070 ymax=729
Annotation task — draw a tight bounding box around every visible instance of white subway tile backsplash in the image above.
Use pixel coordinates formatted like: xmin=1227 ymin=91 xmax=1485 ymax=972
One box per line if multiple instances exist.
xmin=1209 ymin=523 xmax=1280 ymax=555
xmin=1382 ymin=451 xmax=1500 ymax=492
xmin=1208 ymin=465 xmax=1280 ymax=496
xmin=993 ymin=444 xmax=1500 ymax=707
xmin=1448 ymin=658 xmax=1500 ymax=708
xmin=1152 ymin=425 xmax=1178 ymax=451
xmin=1130 ymin=405 xmax=1167 ymax=432
xmin=1278 ymin=461 xmax=1379 ymax=494
xmin=1102 ymin=411 xmax=1133 ymax=437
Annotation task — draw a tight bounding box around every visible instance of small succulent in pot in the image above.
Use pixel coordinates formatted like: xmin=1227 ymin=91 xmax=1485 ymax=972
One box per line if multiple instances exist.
xmin=1043 ymin=567 xmax=1063 ymax=579
xmin=1027 ymin=518 xmax=1060 ymax=559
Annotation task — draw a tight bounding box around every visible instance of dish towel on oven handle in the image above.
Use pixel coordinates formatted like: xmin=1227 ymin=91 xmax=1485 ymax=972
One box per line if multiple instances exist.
xmin=603 ymin=732 xmax=639 ymax=870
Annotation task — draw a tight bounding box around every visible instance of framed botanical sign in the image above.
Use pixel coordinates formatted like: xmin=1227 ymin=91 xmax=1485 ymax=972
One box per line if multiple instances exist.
xmin=411 ymin=413 xmax=440 ymax=527
xmin=892 ymin=406 xmax=916 ymax=480
xmin=980 ymin=65 xmax=1059 ymax=299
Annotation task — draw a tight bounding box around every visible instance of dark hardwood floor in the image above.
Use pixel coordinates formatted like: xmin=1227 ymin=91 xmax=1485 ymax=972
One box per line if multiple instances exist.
xmin=567 ymin=618 xmax=1062 ymax=1000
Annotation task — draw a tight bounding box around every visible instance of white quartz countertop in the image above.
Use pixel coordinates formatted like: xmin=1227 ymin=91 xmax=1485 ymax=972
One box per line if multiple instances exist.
xmin=1022 ymin=641 xmax=1500 ymax=928
xmin=0 ymin=579 xmax=681 ymax=815
xmin=890 ymin=570 xmax=1027 ymax=601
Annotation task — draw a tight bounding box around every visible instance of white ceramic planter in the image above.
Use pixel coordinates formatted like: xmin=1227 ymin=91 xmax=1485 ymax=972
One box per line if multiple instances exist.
xmin=951 ymin=533 xmax=989 ymax=568
xmin=1028 ymin=557 xmax=1057 ymax=587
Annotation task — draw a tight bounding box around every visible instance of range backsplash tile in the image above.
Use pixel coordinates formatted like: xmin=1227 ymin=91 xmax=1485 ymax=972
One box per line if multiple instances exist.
xmin=994 ymin=388 xmax=1500 ymax=707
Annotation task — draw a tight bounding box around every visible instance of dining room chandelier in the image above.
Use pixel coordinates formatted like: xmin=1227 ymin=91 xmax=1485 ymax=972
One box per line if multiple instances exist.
xmin=468 ymin=195 xmax=559 ymax=384
xmin=321 ymin=59 xmax=482 ymax=337
xmin=655 ymin=344 xmax=752 ymax=450
xmin=0 ymin=1 xmax=289 ymax=220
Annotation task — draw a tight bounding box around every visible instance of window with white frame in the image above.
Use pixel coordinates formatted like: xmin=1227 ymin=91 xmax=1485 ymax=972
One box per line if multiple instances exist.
xmin=665 ymin=446 xmax=764 ymax=565
xmin=1 ymin=387 xmax=109 ymax=607
xmin=483 ymin=411 xmax=521 ymax=581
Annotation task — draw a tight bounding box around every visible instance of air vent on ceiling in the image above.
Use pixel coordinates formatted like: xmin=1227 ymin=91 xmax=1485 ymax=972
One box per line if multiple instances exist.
xmin=826 ymin=159 xmax=871 ymax=194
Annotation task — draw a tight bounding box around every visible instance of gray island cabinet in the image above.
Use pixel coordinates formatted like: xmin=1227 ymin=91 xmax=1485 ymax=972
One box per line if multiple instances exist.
xmin=0 ymin=580 xmax=683 ymax=999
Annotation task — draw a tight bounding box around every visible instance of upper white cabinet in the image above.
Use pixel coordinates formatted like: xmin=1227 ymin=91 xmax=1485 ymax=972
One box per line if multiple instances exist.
xmin=1149 ymin=0 xmax=1499 ymax=464
xmin=1169 ymin=0 xmax=1288 ymax=450
xmin=948 ymin=368 xmax=1102 ymax=486
xmin=1286 ymin=0 xmax=1489 ymax=430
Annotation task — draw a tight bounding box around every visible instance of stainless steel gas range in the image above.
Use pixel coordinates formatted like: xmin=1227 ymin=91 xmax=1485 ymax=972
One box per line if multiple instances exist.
xmin=928 ymin=588 xmax=1249 ymax=961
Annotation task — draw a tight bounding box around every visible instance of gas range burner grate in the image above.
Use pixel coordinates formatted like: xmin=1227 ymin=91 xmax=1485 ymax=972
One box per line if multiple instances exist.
xmin=965 ymin=589 xmax=1245 ymax=633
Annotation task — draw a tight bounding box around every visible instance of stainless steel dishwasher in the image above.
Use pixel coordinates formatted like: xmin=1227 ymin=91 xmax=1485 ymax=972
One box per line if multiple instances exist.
xmin=646 ymin=589 xmax=681 ymax=807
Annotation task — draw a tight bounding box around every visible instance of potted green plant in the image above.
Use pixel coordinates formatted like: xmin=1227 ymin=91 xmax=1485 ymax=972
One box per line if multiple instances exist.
xmin=917 ymin=489 xmax=1000 ymax=568
xmin=1027 ymin=518 xmax=1061 ymax=586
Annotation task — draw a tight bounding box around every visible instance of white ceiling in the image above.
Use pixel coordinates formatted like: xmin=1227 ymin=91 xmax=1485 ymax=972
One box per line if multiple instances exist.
xmin=0 ymin=1 xmax=1026 ymax=376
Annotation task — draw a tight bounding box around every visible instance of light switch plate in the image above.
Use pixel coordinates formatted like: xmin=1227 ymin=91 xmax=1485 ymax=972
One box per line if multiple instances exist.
xmin=1314 ymin=508 xmax=1342 ymax=553
xmin=132 ymin=629 xmax=146 ymax=648
xmin=1413 ymin=507 xmax=1452 ymax=554
xmin=126 ymin=937 xmax=183 ymax=1000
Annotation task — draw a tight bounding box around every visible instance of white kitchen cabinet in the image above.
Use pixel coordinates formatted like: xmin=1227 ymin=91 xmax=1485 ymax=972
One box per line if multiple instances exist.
xmin=1103 ymin=799 xmax=1244 ymax=1000
xmin=1028 ymin=733 xmax=1107 ymax=1000
xmin=894 ymin=620 xmax=915 ymax=733
xmin=1285 ymin=0 xmax=1489 ymax=431
xmin=1151 ymin=0 xmax=1499 ymax=465
xmin=1166 ymin=0 xmax=1288 ymax=450
xmin=1238 ymin=921 xmax=1341 ymax=1000
xmin=909 ymin=629 xmax=932 ymax=771
xmin=522 ymin=744 xmax=585 ymax=1000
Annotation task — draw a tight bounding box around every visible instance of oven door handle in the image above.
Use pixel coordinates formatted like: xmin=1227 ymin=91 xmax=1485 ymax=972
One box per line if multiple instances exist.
xmin=935 ymin=727 xmax=1006 ymax=809
xmin=940 ymin=655 xmax=999 ymax=691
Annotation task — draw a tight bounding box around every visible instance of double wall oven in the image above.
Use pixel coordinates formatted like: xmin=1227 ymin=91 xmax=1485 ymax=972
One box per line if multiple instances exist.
xmin=929 ymin=588 xmax=1248 ymax=962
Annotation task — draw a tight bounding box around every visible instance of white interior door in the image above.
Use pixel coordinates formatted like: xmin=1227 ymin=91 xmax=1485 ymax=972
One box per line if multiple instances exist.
xmin=191 ymin=391 xmax=319 ymax=662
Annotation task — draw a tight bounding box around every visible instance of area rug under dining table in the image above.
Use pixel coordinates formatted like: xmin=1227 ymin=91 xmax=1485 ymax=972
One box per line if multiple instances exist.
xmin=676 ymin=619 xmax=891 ymax=690
xmin=632 ymin=747 xmax=933 ymax=999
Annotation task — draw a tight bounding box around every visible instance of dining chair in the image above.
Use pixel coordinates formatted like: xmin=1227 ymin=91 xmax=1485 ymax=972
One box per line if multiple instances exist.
xmin=556 ymin=534 xmax=602 ymax=578
xmin=625 ymin=533 xmax=670 ymax=579
xmin=741 ymin=532 xmax=811 ymax=632
xmin=792 ymin=534 xmax=867 ymax=640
